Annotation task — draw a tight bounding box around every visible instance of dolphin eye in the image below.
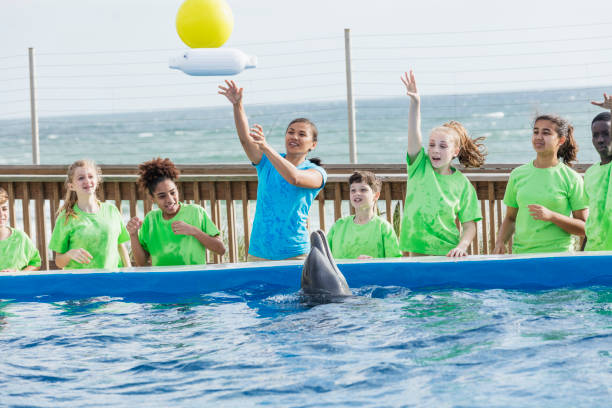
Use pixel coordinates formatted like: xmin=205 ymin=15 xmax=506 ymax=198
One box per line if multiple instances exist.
xmin=183 ymin=53 xmax=188 ymax=59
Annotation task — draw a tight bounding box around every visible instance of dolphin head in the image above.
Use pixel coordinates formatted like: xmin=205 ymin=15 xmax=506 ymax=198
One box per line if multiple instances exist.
xmin=301 ymin=230 xmax=351 ymax=296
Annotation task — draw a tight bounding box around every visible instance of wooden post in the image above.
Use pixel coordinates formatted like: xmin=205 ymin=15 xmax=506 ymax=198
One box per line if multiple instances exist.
xmin=28 ymin=48 xmax=40 ymax=165
xmin=344 ymin=28 xmax=357 ymax=164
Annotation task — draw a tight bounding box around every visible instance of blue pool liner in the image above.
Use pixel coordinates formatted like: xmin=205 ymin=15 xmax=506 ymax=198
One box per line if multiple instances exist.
xmin=1 ymin=252 xmax=611 ymax=302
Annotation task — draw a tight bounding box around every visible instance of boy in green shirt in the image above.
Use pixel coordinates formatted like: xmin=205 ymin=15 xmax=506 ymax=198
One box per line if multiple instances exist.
xmin=584 ymin=95 xmax=612 ymax=251
xmin=327 ymin=171 xmax=401 ymax=259
xmin=0 ymin=187 xmax=41 ymax=271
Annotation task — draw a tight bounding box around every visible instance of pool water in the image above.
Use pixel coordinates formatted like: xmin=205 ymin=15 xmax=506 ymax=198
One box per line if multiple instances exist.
xmin=1 ymin=285 xmax=611 ymax=407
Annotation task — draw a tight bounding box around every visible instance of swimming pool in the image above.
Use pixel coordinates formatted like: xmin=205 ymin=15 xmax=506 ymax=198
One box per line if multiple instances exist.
xmin=1 ymin=254 xmax=611 ymax=406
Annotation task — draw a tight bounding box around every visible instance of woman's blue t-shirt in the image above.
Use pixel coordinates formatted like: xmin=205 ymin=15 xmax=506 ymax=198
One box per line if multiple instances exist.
xmin=248 ymin=154 xmax=327 ymax=260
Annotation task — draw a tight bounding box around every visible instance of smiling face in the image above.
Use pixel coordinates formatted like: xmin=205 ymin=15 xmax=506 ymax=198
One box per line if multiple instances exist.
xmin=591 ymin=120 xmax=612 ymax=162
xmin=68 ymin=165 xmax=98 ymax=197
xmin=153 ymin=179 xmax=180 ymax=217
xmin=532 ymin=119 xmax=565 ymax=155
xmin=285 ymin=122 xmax=317 ymax=155
xmin=349 ymin=182 xmax=379 ymax=212
xmin=428 ymin=129 xmax=460 ymax=170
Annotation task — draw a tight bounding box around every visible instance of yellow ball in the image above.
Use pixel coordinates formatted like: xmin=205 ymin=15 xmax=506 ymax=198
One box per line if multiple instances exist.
xmin=176 ymin=0 xmax=234 ymax=48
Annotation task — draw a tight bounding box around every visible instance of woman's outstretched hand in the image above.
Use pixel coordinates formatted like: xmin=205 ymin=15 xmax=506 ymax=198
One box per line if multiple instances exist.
xmin=401 ymin=70 xmax=419 ymax=102
xmin=591 ymin=92 xmax=612 ymax=110
xmin=218 ymin=80 xmax=243 ymax=105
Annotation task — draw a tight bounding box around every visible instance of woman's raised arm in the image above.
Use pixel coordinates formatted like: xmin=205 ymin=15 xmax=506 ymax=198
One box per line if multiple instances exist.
xmin=218 ymin=80 xmax=263 ymax=164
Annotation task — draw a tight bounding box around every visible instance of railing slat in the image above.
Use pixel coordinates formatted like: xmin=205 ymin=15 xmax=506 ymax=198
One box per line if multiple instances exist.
xmin=209 ymin=181 xmax=220 ymax=264
xmin=50 ymin=182 xmax=59 ymax=232
xmin=129 ymin=183 xmax=137 ymax=219
xmin=334 ymin=184 xmax=342 ymax=221
xmin=113 ymin=182 xmax=121 ymax=213
xmin=241 ymin=181 xmax=250 ymax=260
xmin=21 ymin=182 xmax=31 ymax=237
xmin=33 ymin=182 xmax=48 ymax=270
xmin=7 ymin=182 xmax=16 ymax=228
xmin=225 ymin=182 xmax=237 ymax=263
xmin=487 ymin=181 xmax=495 ymax=253
xmin=384 ymin=183 xmax=392 ymax=223
xmin=480 ymin=200 xmax=488 ymax=254
xmin=318 ymin=189 xmax=325 ymax=231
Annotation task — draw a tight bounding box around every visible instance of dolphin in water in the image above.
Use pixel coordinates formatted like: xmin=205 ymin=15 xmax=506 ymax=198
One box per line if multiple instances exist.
xmin=301 ymin=230 xmax=351 ymax=296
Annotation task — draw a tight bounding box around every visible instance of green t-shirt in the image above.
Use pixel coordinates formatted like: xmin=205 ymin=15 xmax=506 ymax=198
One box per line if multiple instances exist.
xmin=49 ymin=202 xmax=129 ymax=270
xmin=584 ymin=161 xmax=612 ymax=251
xmin=327 ymin=215 xmax=401 ymax=259
xmin=503 ymin=161 xmax=587 ymax=254
xmin=399 ymin=148 xmax=481 ymax=255
xmin=0 ymin=228 xmax=41 ymax=271
xmin=139 ymin=203 xmax=221 ymax=266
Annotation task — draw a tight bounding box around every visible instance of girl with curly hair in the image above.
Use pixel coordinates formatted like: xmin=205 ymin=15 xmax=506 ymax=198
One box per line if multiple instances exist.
xmin=127 ymin=158 xmax=225 ymax=266
xmin=49 ymin=159 xmax=131 ymax=269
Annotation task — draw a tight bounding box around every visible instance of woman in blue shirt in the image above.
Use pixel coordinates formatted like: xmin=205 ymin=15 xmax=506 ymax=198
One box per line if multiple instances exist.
xmin=219 ymin=80 xmax=327 ymax=261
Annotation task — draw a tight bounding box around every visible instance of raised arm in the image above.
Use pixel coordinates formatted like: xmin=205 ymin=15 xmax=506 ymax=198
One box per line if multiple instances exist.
xmin=218 ymin=80 xmax=263 ymax=164
xmin=401 ymin=70 xmax=422 ymax=162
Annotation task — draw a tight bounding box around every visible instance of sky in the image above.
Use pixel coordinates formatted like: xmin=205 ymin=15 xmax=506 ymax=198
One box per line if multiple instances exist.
xmin=2 ymin=0 xmax=612 ymax=118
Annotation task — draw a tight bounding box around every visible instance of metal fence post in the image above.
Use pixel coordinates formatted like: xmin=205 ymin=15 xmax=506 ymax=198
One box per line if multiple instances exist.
xmin=344 ymin=28 xmax=357 ymax=164
xmin=28 ymin=47 xmax=40 ymax=165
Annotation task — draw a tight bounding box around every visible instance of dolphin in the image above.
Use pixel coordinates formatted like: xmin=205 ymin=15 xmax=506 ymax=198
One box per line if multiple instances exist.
xmin=301 ymin=230 xmax=351 ymax=296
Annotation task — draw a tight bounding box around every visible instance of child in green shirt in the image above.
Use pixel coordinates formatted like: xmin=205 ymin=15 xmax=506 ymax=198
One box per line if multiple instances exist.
xmin=0 ymin=187 xmax=41 ymax=271
xmin=399 ymin=70 xmax=485 ymax=257
xmin=127 ymin=158 xmax=226 ymax=266
xmin=49 ymin=160 xmax=131 ymax=269
xmin=494 ymin=115 xmax=588 ymax=254
xmin=327 ymin=171 xmax=401 ymax=259
xmin=583 ymin=95 xmax=612 ymax=251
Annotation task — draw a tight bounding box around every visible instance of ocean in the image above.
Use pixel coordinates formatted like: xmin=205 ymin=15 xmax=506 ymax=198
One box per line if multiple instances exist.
xmin=0 ymin=86 xmax=608 ymax=166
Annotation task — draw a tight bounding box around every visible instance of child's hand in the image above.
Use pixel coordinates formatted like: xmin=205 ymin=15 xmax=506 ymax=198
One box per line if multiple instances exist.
xmin=126 ymin=217 xmax=143 ymax=236
xmin=447 ymin=247 xmax=468 ymax=257
xmin=591 ymin=92 xmax=612 ymax=110
xmin=492 ymin=244 xmax=506 ymax=255
xmin=66 ymin=248 xmax=93 ymax=264
xmin=249 ymin=124 xmax=268 ymax=150
xmin=401 ymin=70 xmax=420 ymax=102
xmin=528 ymin=204 xmax=554 ymax=222
xmin=218 ymin=80 xmax=243 ymax=105
xmin=357 ymin=254 xmax=373 ymax=260
xmin=171 ymin=221 xmax=198 ymax=236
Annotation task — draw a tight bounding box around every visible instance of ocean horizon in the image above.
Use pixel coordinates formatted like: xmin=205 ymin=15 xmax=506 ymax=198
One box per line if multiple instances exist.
xmin=1 ymin=85 xmax=610 ymax=166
